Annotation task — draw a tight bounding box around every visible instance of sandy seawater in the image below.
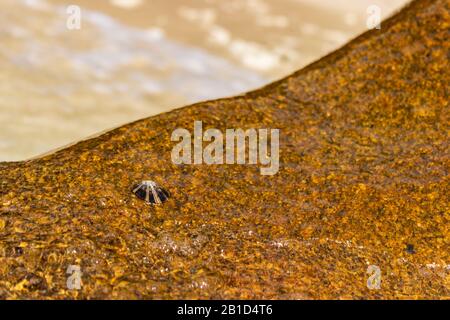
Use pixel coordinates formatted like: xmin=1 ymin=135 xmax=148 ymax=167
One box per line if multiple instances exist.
xmin=0 ymin=0 xmax=408 ymax=161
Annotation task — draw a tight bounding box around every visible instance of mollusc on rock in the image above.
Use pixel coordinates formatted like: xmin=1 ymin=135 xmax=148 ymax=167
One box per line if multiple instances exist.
xmin=0 ymin=0 xmax=448 ymax=299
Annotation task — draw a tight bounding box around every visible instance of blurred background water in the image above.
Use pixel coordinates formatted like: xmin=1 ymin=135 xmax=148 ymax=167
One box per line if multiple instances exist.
xmin=0 ymin=0 xmax=408 ymax=161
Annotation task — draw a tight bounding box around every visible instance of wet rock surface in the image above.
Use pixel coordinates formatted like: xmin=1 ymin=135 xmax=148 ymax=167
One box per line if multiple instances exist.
xmin=0 ymin=0 xmax=449 ymax=299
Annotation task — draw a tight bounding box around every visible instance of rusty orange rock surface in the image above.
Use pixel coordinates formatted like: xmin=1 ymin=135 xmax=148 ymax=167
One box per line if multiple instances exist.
xmin=0 ymin=0 xmax=449 ymax=299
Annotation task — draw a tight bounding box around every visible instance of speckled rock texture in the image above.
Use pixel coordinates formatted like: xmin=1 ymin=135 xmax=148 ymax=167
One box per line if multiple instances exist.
xmin=0 ymin=0 xmax=449 ymax=299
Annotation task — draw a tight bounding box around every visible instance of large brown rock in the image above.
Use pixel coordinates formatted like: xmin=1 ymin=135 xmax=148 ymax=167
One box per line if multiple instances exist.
xmin=0 ymin=0 xmax=448 ymax=299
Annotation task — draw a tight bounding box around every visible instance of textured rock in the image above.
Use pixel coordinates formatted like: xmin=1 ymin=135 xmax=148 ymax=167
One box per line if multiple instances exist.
xmin=0 ymin=0 xmax=449 ymax=299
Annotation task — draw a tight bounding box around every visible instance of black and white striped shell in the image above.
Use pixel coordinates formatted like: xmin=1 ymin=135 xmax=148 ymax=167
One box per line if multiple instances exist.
xmin=132 ymin=180 xmax=170 ymax=204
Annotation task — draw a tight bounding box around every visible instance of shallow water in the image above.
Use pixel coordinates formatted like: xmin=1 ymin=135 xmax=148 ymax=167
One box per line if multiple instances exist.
xmin=0 ymin=0 xmax=408 ymax=161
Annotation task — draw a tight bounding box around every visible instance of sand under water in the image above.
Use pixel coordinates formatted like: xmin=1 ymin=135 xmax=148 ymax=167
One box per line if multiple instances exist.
xmin=1 ymin=0 xmax=408 ymax=161
xmin=0 ymin=0 xmax=449 ymax=299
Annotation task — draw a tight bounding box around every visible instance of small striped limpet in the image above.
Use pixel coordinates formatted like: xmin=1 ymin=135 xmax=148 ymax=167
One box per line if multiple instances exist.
xmin=132 ymin=180 xmax=170 ymax=205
